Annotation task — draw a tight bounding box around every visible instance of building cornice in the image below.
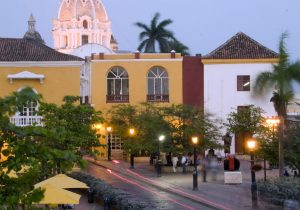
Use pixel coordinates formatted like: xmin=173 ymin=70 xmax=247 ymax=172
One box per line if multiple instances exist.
xmin=202 ymin=58 xmax=279 ymax=65
xmin=0 ymin=61 xmax=84 ymax=67
xmin=91 ymin=58 xmax=183 ymax=63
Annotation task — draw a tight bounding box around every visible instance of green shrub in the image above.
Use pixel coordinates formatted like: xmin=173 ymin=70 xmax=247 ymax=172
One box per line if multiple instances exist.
xmin=69 ymin=172 xmax=155 ymax=209
xmin=257 ymin=177 xmax=300 ymax=205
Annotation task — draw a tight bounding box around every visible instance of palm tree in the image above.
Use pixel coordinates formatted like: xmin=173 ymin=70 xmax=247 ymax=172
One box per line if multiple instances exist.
xmin=135 ymin=13 xmax=175 ymax=53
xmin=168 ymin=39 xmax=190 ymax=55
xmin=254 ymin=33 xmax=300 ymax=177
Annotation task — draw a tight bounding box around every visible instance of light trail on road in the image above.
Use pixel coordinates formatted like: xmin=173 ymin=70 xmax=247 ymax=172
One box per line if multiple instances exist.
xmin=126 ymin=169 xmax=232 ymax=210
xmin=107 ymin=169 xmax=197 ymax=210
xmin=88 ymin=162 xmax=211 ymax=210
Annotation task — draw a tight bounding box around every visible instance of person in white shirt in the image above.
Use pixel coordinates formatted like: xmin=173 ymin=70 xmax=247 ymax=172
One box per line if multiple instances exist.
xmin=172 ymin=155 xmax=179 ymax=173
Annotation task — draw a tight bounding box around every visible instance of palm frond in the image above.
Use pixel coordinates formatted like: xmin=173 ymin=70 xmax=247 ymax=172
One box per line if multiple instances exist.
xmin=145 ymin=39 xmax=155 ymax=53
xmin=157 ymin=19 xmax=173 ymax=29
xmin=157 ymin=38 xmax=171 ymax=53
xmin=253 ymin=71 xmax=275 ymax=95
xmin=139 ymin=31 xmax=150 ymax=41
xmin=277 ymin=32 xmax=289 ymax=72
xmin=137 ymin=39 xmax=149 ymax=52
xmin=151 ymin=13 xmax=160 ymax=31
xmin=135 ymin=22 xmax=150 ymax=32
xmin=286 ymin=61 xmax=300 ymax=82
xmin=168 ymin=39 xmax=190 ymax=55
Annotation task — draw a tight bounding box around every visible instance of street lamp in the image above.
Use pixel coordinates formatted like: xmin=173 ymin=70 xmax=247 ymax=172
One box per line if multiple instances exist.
xmin=107 ymin=126 xmax=112 ymax=161
xmin=192 ymin=136 xmax=199 ymax=191
xmin=247 ymin=139 xmax=257 ymax=208
xmin=129 ymin=128 xmax=135 ymax=169
xmin=264 ymin=116 xmax=280 ymax=181
xmin=93 ymin=123 xmax=102 ymax=130
xmin=157 ymin=135 xmax=165 ymax=177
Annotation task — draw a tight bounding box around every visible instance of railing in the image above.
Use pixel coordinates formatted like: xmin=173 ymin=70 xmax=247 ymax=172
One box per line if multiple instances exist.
xmin=10 ymin=116 xmax=43 ymax=127
xmin=106 ymin=95 xmax=129 ymax=103
xmin=80 ymin=96 xmax=90 ymax=105
xmin=147 ymin=94 xmax=169 ymax=102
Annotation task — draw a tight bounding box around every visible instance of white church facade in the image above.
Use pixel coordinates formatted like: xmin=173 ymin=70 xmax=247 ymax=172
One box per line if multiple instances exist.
xmin=52 ymin=0 xmax=118 ymax=56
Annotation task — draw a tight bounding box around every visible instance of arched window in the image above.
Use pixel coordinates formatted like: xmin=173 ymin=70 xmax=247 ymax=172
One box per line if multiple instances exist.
xmin=83 ymin=20 xmax=88 ymax=29
xmin=147 ymin=67 xmax=169 ymax=102
xmin=107 ymin=67 xmax=129 ymax=103
xmin=10 ymin=88 xmax=42 ymax=127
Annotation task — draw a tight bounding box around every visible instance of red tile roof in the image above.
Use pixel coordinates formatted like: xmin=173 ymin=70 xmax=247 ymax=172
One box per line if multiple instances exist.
xmin=0 ymin=38 xmax=83 ymax=62
xmin=204 ymin=32 xmax=278 ymax=59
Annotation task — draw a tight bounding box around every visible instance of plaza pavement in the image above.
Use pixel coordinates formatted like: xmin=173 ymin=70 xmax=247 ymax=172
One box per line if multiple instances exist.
xmin=85 ymin=156 xmax=282 ymax=210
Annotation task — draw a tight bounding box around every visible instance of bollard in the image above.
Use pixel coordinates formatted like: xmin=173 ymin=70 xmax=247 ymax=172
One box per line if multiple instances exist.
xmin=156 ymin=160 xmax=162 ymax=177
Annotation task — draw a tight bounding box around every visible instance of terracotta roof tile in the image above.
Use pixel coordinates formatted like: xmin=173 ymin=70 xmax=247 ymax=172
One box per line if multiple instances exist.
xmin=204 ymin=32 xmax=278 ymax=59
xmin=0 ymin=38 xmax=83 ymax=62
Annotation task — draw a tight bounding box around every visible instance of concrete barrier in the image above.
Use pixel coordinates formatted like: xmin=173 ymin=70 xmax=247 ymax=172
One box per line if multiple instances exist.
xmin=224 ymin=171 xmax=242 ymax=184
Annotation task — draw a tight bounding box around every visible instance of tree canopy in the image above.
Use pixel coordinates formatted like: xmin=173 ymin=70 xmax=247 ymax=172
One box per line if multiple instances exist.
xmin=0 ymin=88 xmax=103 ymax=208
xmin=107 ymin=103 xmax=222 ymax=156
xmin=135 ymin=12 xmax=189 ymax=55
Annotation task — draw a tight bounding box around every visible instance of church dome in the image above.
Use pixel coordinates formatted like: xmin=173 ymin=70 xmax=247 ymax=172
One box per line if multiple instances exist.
xmin=58 ymin=0 xmax=109 ymax=21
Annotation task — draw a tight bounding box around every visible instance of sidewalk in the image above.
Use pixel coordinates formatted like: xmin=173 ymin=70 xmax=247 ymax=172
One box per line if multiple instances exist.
xmin=85 ymin=157 xmax=280 ymax=210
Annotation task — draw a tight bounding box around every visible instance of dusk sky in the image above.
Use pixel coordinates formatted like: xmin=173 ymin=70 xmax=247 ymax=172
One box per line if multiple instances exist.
xmin=0 ymin=0 xmax=299 ymax=60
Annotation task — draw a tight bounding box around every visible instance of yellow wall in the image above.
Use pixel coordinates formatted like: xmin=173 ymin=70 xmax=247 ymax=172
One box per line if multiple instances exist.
xmin=90 ymin=55 xmax=183 ymax=159
xmin=0 ymin=66 xmax=80 ymax=105
xmin=91 ymin=56 xmax=183 ymax=113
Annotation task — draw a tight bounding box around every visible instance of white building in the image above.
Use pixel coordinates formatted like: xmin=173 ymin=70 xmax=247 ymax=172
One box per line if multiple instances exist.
xmin=52 ymin=0 xmax=118 ymax=55
xmin=203 ymin=32 xmax=279 ymax=154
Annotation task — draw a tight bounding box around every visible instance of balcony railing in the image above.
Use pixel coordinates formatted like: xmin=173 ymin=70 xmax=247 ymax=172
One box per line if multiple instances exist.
xmin=106 ymin=95 xmax=129 ymax=103
xmin=10 ymin=116 xmax=43 ymax=127
xmin=147 ymin=94 xmax=169 ymax=102
xmin=80 ymin=96 xmax=90 ymax=105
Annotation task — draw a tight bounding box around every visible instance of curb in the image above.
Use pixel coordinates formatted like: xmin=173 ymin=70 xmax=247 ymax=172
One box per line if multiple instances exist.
xmin=87 ymin=158 xmax=232 ymax=210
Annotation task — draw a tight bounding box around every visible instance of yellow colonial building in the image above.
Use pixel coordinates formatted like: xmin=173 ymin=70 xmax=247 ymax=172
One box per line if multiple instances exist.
xmin=81 ymin=52 xmax=203 ymax=159
xmin=0 ymin=38 xmax=84 ymax=126
xmin=88 ymin=52 xmax=183 ymax=111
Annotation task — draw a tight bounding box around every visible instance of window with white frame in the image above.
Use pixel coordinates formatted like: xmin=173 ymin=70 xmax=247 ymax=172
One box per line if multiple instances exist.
xmin=110 ymin=134 xmax=123 ymax=151
xmin=107 ymin=66 xmax=129 ymax=103
xmin=147 ymin=66 xmax=169 ymax=102
xmin=20 ymin=101 xmax=38 ymax=116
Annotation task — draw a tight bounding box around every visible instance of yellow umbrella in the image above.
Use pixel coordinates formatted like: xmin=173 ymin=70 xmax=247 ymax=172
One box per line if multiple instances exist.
xmin=36 ymin=184 xmax=81 ymax=205
xmin=34 ymin=174 xmax=89 ymax=189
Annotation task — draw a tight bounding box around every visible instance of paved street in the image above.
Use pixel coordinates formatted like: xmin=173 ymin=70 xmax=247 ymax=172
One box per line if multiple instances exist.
xmin=87 ymin=163 xmax=210 ymax=210
xmin=84 ymin=156 xmax=282 ymax=210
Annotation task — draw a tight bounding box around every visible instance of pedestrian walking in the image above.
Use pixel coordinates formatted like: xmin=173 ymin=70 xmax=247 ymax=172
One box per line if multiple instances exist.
xmin=216 ymin=151 xmax=222 ymax=164
xmin=181 ymin=154 xmax=188 ymax=174
xmin=172 ymin=155 xmax=179 ymax=173
xmin=210 ymin=156 xmax=218 ymax=181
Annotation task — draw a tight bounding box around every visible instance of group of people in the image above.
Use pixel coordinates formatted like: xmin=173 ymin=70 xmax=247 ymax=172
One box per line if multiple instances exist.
xmin=164 ymin=152 xmax=221 ymax=174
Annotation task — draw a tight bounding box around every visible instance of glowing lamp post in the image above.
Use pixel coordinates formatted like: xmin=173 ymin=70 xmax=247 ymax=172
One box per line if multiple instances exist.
xmin=129 ymin=128 xmax=135 ymax=169
xmin=157 ymin=135 xmax=165 ymax=177
xmin=93 ymin=123 xmax=102 ymax=130
xmin=192 ymin=136 xmax=199 ymax=191
xmin=247 ymin=139 xmax=258 ymax=207
xmin=107 ymin=126 xmax=112 ymax=161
